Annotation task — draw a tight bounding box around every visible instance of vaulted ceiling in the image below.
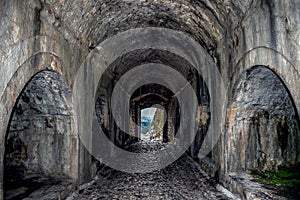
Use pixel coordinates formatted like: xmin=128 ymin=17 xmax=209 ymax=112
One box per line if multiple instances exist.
xmin=43 ymin=0 xmax=258 ymax=52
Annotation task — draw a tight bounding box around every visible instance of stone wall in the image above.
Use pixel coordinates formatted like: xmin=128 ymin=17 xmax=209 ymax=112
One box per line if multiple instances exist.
xmin=224 ymin=0 xmax=300 ymax=114
xmin=0 ymin=0 xmax=300 ymax=199
xmin=4 ymin=71 xmax=77 ymax=184
xmin=217 ymin=0 xmax=300 ymax=178
xmin=226 ymin=66 xmax=300 ymax=172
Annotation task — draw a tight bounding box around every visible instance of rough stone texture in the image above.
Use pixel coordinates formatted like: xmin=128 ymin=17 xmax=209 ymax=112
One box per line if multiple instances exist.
xmin=43 ymin=0 xmax=227 ymax=52
xmin=95 ymin=93 xmax=109 ymax=137
xmin=4 ymin=177 xmax=73 ymax=200
xmin=224 ymin=172 xmax=286 ymax=200
xmin=226 ymin=66 xmax=300 ymax=172
xmin=0 ymin=0 xmax=300 ymax=199
xmin=66 ymin=141 xmax=231 ymax=200
xmin=5 ymin=71 xmax=77 ymax=183
xmin=224 ymin=0 xmax=300 ymax=114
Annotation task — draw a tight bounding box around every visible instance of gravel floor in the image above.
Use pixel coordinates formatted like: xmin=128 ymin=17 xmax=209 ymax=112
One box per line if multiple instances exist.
xmin=67 ymin=141 xmax=231 ymax=200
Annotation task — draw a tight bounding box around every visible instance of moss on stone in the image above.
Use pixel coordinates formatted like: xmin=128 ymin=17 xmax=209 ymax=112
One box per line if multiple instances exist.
xmin=248 ymin=165 xmax=300 ymax=199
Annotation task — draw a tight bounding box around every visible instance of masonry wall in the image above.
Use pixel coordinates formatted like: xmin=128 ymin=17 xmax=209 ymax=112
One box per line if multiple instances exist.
xmin=5 ymin=71 xmax=77 ymax=183
xmin=0 ymin=0 xmax=300 ymax=199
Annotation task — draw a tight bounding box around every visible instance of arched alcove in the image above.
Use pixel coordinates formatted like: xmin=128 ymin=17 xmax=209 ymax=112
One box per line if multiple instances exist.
xmin=129 ymin=84 xmax=177 ymax=144
xmin=4 ymin=70 xmax=76 ymax=199
xmin=93 ymin=48 xmax=212 ymax=157
xmin=226 ymin=65 xmax=300 ymax=172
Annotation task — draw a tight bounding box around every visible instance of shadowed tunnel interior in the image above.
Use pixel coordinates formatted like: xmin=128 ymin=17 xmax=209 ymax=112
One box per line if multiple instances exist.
xmin=0 ymin=0 xmax=300 ymax=199
xmin=94 ymin=48 xmax=211 ymax=154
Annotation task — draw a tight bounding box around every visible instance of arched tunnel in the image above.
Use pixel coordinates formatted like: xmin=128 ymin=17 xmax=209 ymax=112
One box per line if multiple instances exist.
xmin=0 ymin=0 xmax=300 ymax=199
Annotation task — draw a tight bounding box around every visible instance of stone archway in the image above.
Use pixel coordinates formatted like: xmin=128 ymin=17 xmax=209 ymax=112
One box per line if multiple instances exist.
xmin=221 ymin=47 xmax=300 ymax=176
xmin=0 ymin=53 xmax=79 ymax=199
xmin=129 ymin=84 xmax=178 ymax=144
xmin=226 ymin=65 xmax=300 ymax=173
xmin=73 ymin=28 xmax=224 ymax=174
xmin=229 ymin=47 xmax=300 ymax=119
xmin=3 ymin=70 xmax=77 ymax=199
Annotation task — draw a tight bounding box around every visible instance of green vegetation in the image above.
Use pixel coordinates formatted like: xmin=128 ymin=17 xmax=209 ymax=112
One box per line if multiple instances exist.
xmin=249 ymin=168 xmax=300 ymax=186
xmin=248 ymin=165 xmax=300 ymax=199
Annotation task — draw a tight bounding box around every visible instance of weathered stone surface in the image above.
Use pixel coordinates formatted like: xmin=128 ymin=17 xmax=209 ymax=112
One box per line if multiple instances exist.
xmin=5 ymin=71 xmax=77 ymax=186
xmin=226 ymin=66 xmax=300 ymax=172
xmin=66 ymin=141 xmax=232 ymax=200
xmin=4 ymin=176 xmax=73 ymax=200
xmin=0 ymin=0 xmax=299 ymax=199
xmin=224 ymin=172 xmax=286 ymax=200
